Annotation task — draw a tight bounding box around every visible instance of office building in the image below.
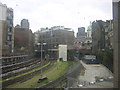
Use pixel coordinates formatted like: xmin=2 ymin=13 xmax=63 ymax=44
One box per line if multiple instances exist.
xmin=77 ymin=27 xmax=86 ymax=38
xmin=21 ymin=19 xmax=29 ymax=29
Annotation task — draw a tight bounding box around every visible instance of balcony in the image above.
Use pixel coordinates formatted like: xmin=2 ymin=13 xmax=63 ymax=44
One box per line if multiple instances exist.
xmin=8 ymin=32 xmax=12 ymax=35
xmin=8 ymin=24 xmax=13 ymax=27
xmin=6 ymin=41 xmax=12 ymax=45
xmin=7 ymin=15 xmax=13 ymax=20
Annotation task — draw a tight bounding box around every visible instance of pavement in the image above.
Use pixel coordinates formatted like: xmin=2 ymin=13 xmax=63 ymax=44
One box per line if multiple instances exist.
xmin=83 ymin=81 xmax=113 ymax=88
xmin=76 ymin=60 xmax=113 ymax=88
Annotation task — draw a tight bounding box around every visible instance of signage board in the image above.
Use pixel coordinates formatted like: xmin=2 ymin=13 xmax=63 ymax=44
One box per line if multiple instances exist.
xmin=84 ymin=55 xmax=96 ymax=59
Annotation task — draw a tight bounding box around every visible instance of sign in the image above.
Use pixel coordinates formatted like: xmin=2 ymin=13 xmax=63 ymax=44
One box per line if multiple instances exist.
xmin=84 ymin=55 xmax=96 ymax=59
xmin=59 ymin=45 xmax=67 ymax=61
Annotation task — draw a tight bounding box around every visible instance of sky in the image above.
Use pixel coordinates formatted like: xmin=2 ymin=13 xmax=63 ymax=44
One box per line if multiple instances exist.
xmin=0 ymin=0 xmax=112 ymax=34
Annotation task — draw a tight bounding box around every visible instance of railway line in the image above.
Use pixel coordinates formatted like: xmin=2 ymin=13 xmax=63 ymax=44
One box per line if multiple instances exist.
xmin=0 ymin=55 xmax=54 ymax=87
xmin=1 ymin=58 xmax=40 ymax=74
xmin=1 ymin=56 xmax=47 ymax=80
xmin=2 ymin=61 xmax=53 ymax=87
xmin=1 ymin=59 xmax=44 ymax=80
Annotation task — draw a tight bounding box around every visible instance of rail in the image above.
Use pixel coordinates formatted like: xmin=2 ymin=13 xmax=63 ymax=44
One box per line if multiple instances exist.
xmin=1 ymin=55 xmax=28 ymax=59
xmin=37 ymin=57 xmax=81 ymax=88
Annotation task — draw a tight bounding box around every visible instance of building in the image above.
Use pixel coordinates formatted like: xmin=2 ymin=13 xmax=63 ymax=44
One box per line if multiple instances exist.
xmin=15 ymin=24 xmax=21 ymax=28
xmin=75 ymin=25 xmax=92 ymax=49
xmin=75 ymin=25 xmax=92 ymax=59
xmin=75 ymin=38 xmax=92 ymax=48
xmin=38 ymin=27 xmax=75 ymax=49
xmin=87 ymin=25 xmax=92 ymax=38
xmin=51 ymin=26 xmax=64 ymax=30
xmin=92 ymin=20 xmax=114 ymax=54
xmin=107 ymin=30 xmax=113 ymax=49
xmin=104 ymin=20 xmax=113 ymax=49
xmin=77 ymin=27 xmax=86 ymax=38
xmin=34 ymin=30 xmax=40 ymax=45
xmin=92 ymin=20 xmax=105 ymax=54
xmin=0 ymin=3 xmax=7 ymax=55
xmin=0 ymin=3 xmax=14 ymax=55
xmin=0 ymin=3 xmax=7 ymax=20
xmin=7 ymin=8 xmax=14 ymax=53
xmin=34 ymin=26 xmax=75 ymax=59
xmin=51 ymin=26 xmax=73 ymax=31
xmin=14 ymin=24 xmax=34 ymax=55
xmin=21 ymin=19 xmax=29 ymax=29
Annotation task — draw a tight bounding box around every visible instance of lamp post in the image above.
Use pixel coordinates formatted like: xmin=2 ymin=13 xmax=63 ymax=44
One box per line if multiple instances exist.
xmin=37 ymin=42 xmax=46 ymax=77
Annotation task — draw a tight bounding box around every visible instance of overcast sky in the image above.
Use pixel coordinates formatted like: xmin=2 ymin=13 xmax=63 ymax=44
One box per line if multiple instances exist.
xmin=1 ymin=0 xmax=112 ymax=33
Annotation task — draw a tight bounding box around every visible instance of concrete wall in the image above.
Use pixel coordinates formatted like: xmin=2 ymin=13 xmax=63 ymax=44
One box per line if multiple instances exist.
xmin=0 ymin=3 xmax=14 ymax=55
xmin=0 ymin=20 xmax=2 ymax=89
xmin=0 ymin=21 xmax=2 ymax=56
xmin=113 ymin=1 xmax=120 ymax=88
xmin=0 ymin=3 xmax=7 ymax=55
xmin=0 ymin=3 xmax=7 ymax=21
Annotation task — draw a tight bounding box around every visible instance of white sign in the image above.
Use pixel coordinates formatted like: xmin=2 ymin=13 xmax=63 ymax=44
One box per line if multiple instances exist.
xmin=59 ymin=45 xmax=67 ymax=61
xmin=84 ymin=55 xmax=96 ymax=59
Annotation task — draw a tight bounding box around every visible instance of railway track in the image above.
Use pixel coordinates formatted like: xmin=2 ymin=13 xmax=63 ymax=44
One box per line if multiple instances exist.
xmin=1 ymin=58 xmax=40 ymax=74
xmin=2 ymin=60 xmax=43 ymax=80
xmin=2 ymin=61 xmax=54 ymax=87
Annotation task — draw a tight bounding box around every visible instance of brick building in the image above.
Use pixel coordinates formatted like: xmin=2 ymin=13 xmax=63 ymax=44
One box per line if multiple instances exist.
xmin=14 ymin=25 xmax=34 ymax=55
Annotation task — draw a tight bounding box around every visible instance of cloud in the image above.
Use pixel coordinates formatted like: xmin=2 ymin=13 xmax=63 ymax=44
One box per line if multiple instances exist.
xmin=1 ymin=0 xmax=112 ymax=32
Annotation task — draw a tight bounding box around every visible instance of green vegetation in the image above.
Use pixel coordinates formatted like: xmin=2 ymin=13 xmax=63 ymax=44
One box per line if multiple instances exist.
xmin=99 ymin=49 xmax=113 ymax=72
xmin=6 ymin=61 xmax=76 ymax=88
xmin=1 ymin=62 xmax=50 ymax=83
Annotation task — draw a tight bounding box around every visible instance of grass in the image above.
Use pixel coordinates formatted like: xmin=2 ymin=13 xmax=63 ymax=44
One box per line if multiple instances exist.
xmin=1 ymin=62 xmax=50 ymax=83
xmin=6 ymin=61 xmax=75 ymax=88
